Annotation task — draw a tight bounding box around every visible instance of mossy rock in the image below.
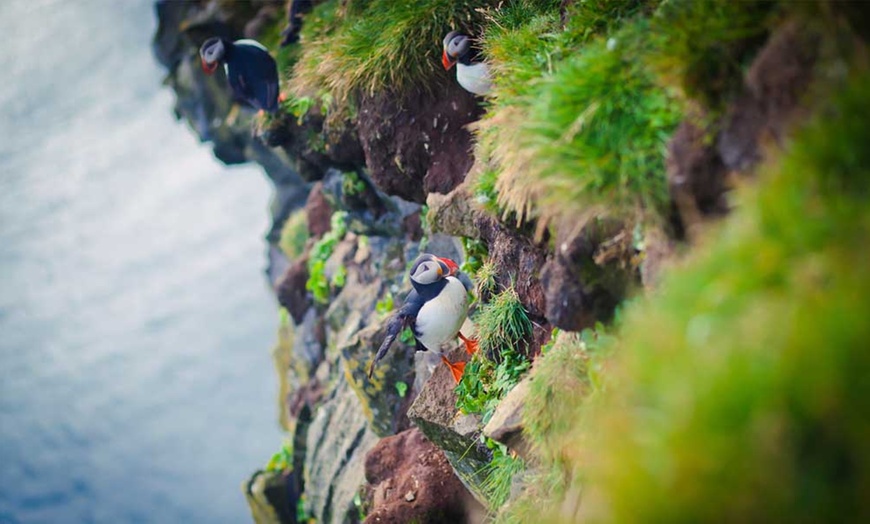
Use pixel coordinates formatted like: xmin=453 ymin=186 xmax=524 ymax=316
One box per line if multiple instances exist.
xmin=341 ymin=322 xmax=416 ymax=437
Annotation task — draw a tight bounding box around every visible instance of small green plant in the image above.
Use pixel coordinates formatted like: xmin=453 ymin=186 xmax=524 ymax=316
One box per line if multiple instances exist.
xmin=330 ymin=264 xmax=347 ymax=288
xmin=352 ymin=489 xmax=366 ymax=521
xmin=342 ymin=171 xmax=366 ymax=196
xmin=399 ymin=326 xmax=416 ymax=345
xmin=395 ymin=381 xmax=408 ymax=398
xmin=460 ymin=237 xmax=488 ymax=276
xmin=296 ymin=495 xmax=311 ymax=523
xmin=480 ymin=437 xmax=525 ymax=509
xmin=455 ymin=286 xmax=532 ymax=422
xmin=472 ymin=168 xmax=501 ymax=215
xmin=265 ymin=440 xmax=294 ymax=473
xmin=474 ymin=260 xmax=499 ymax=301
xmin=306 ymin=211 xmax=349 ymax=304
xmin=280 ymin=94 xmax=315 ymax=124
xmin=375 ymin=292 xmax=394 ymax=316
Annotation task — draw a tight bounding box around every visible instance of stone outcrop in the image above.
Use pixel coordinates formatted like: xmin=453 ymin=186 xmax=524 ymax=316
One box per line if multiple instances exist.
xmin=363 ymin=428 xmax=483 ymax=523
xmin=407 ymin=347 xmax=491 ymax=506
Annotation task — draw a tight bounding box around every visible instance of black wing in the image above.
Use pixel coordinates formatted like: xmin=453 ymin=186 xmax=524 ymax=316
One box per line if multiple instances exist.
xmin=227 ymin=44 xmax=279 ymax=112
xmin=367 ymin=290 xmax=425 ymax=378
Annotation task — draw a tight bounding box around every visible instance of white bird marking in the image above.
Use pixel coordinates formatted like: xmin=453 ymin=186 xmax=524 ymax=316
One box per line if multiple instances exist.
xmin=456 ymin=62 xmax=492 ymax=96
xmin=234 ymin=39 xmax=269 ymax=52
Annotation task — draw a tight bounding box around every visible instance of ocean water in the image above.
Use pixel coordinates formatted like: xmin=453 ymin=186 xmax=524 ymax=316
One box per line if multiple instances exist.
xmin=0 ymin=0 xmax=283 ymax=522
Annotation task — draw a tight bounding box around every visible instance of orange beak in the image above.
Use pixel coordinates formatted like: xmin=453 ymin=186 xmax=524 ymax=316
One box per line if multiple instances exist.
xmin=438 ymin=257 xmax=459 ymax=276
xmin=201 ymin=59 xmax=218 ymax=75
xmin=442 ymin=50 xmax=456 ymax=70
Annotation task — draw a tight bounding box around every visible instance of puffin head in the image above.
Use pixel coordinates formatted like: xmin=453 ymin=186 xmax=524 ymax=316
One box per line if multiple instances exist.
xmin=442 ymin=31 xmax=470 ymax=70
xmin=199 ymin=37 xmax=226 ymax=75
xmin=409 ymin=253 xmax=459 ymax=285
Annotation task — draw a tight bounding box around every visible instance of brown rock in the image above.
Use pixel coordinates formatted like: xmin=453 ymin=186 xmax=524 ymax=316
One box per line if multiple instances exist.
xmin=540 ymin=221 xmax=636 ymax=331
xmin=667 ymin=119 xmax=730 ymax=226
xmin=364 ymin=428 xmax=480 ymax=524
xmin=718 ymin=19 xmax=821 ymax=173
xmin=305 ymin=182 xmax=332 ymax=238
xmin=275 ymin=257 xmax=311 ymax=325
xmin=358 ymin=80 xmax=483 ymax=203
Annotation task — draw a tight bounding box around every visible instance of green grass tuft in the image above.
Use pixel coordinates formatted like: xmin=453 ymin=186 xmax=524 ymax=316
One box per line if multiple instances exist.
xmin=480 ymin=438 xmax=525 ymax=509
xmin=475 ymin=285 xmax=533 ymax=360
xmin=506 ymin=25 xmax=682 ymax=222
xmin=291 ymin=0 xmax=497 ymax=103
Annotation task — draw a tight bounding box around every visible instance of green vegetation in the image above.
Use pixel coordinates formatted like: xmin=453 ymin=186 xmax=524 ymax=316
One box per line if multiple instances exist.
xmin=480 ymin=438 xmax=525 ymax=509
xmin=374 ymin=291 xmax=394 ymax=316
xmin=520 ymin=31 xmax=682 ymax=219
xmin=460 ymin=237 xmax=487 ymax=276
xmin=399 ymin=325 xmax=416 ymax=345
xmin=264 ymin=440 xmax=294 ymax=473
xmin=341 ymin=171 xmax=366 ymax=196
xmin=502 ymin=71 xmax=870 ymax=521
xmin=473 ymin=260 xmax=498 ymax=302
xmin=455 ymin=286 xmax=532 ymax=422
xmin=578 ymin=71 xmax=870 ymax=523
xmin=291 ymin=0 xmax=496 ymax=103
xmin=491 ymin=323 xmax=615 ymax=523
xmin=278 ymin=210 xmax=308 ymax=260
xmin=306 ymin=211 xmax=348 ymax=304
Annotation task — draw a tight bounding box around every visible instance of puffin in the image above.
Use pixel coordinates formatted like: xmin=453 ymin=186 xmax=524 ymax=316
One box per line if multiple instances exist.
xmin=199 ymin=37 xmax=280 ymax=114
xmin=368 ymin=253 xmax=478 ymax=383
xmin=442 ymin=31 xmax=492 ymax=96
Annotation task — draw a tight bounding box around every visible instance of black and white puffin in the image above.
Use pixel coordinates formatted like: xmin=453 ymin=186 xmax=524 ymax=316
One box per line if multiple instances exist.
xmin=199 ymin=37 xmax=280 ymax=114
xmin=368 ymin=253 xmax=478 ymax=383
xmin=442 ymin=31 xmax=492 ymax=96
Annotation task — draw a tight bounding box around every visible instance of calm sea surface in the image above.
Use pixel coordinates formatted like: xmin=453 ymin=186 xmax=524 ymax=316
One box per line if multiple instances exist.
xmin=0 ymin=0 xmax=283 ymax=522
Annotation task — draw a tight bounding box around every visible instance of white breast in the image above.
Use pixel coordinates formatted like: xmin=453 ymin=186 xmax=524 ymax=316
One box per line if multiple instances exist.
xmin=415 ymin=277 xmax=468 ymax=353
xmin=456 ymin=62 xmax=492 ymax=96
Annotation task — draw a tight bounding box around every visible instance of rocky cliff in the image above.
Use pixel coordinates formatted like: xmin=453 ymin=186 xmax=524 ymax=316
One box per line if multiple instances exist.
xmin=153 ymin=1 xmax=870 ymax=522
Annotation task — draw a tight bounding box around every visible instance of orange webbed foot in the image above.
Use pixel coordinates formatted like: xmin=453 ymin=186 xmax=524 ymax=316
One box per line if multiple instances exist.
xmin=458 ymin=332 xmax=478 ymax=355
xmin=441 ymin=355 xmax=466 ymax=384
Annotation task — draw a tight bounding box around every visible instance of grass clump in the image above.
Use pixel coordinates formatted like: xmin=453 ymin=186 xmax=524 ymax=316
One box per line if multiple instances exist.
xmin=279 ymin=210 xmax=309 ymax=260
xmin=475 ymin=1 xmax=681 ymax=226
xmin=498 ymin=26 xmax=682 ymax=224
xmin=291 ymin=0 xmax=496 ymax=104
xmin=306 ymin=211 xmax=348 ymax=304
xmin=455 ymin=286 xmax=533 ymax=422
xmin=480 ymin=438 xmax=525 ymax=509
xmin=551 ymin=72 xmax=870 ymax=521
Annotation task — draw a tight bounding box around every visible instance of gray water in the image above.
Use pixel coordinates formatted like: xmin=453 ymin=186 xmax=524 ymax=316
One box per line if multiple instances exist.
xmin=0 ymin=0 xmax=284 ymax=522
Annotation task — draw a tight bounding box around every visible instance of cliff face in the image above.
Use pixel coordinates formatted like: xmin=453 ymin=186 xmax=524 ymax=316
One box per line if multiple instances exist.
xmin=153 ymin=1 xmax=870 ymax=523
